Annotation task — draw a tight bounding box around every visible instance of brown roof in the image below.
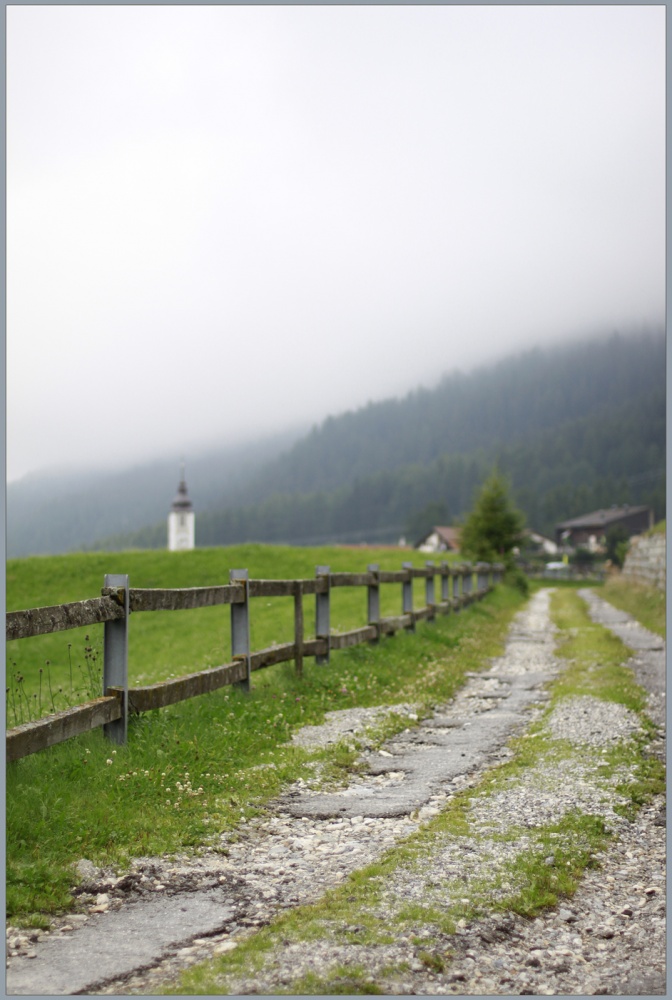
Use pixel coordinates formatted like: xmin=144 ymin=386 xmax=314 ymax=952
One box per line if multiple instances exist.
xmin=556 ymin=506 xmax=650 ymax=530
xmin=416 ymin=526 xmax=461 ymax=549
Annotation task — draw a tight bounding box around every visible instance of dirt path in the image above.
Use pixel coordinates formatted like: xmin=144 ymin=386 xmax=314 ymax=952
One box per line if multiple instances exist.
xmin=5 ymin=589 xmax=665 ymax=995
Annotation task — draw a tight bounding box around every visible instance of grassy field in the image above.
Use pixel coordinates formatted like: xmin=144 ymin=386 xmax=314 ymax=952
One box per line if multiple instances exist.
xmin=6 ymin=544 xmax=464 ymax=725
xmin=6 ymin=544 xmax=524 ymax=926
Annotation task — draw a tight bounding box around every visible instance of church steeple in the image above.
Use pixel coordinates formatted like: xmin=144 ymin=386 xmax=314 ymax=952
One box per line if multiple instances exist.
xmin=171 ymin=463 xmax=193 ymax=513
xmin=167 ymin=462 xmax=195 ymax=551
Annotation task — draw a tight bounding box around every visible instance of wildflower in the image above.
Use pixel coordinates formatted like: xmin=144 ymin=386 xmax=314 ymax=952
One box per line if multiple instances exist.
xmin=112 ymin=750 xmax=117 ymax=756
xmin=106 ymin=759 xmax=113 ymax=766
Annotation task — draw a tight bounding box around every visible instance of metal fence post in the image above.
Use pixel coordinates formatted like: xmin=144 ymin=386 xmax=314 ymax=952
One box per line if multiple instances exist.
xmin=315 ymin=565 xmax=330 ymax=664
xmin=464 ymin=564 xmax=473 ymax=602
xmin=230 ymin=569 xmax=250 ymax=691
xmin=103 ymin=573 xmax=129 ymax=744
xmin=425 ymin=561 xmax=435 ymax=617
xmin=293 ymin=581 xmax=304 ymax=677
xmin=402 ymin=561 xmax=415 ymax=631
xmin=440 ymin=561 xmax=450 ymax=610
xmin=367 ymin=563 xmax=380 ymax=642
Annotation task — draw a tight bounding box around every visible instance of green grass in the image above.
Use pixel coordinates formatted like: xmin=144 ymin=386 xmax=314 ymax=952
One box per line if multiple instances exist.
xmin=6 ymin=544 xmax=463 ymax=724
xmin=170 ymin=586 xmax=665 ymax=996
xmin=549 ymin=588 xmax=651 ymax=711
xmin=6 ymin=545 xmax=522 ymax=926
xmin=601 ymin=575 xmax=665 ymax=638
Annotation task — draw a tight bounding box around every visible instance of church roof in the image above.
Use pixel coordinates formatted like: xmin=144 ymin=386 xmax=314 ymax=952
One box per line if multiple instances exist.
xmin=171 ymin=475 xmax=193 ymax=512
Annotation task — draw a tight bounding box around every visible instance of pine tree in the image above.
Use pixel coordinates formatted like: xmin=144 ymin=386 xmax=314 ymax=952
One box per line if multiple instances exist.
xmin=460 ymin=472 xmax=525 ymax=567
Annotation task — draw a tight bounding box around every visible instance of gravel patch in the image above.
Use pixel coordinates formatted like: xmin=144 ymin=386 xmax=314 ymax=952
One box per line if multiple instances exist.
xmin=546 ymin=694 xmax=642 ymax=746
xmin=290 ymin=703 xmax=421 ymax=750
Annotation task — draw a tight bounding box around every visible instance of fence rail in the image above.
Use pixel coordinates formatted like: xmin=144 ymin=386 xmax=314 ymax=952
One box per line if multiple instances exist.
xmin=6 ymin=560 xmax=503 ymax=762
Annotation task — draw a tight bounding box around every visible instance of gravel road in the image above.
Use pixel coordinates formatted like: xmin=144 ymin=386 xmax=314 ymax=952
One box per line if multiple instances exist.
xmin=5 ymin=588 xmax=665 ymax=996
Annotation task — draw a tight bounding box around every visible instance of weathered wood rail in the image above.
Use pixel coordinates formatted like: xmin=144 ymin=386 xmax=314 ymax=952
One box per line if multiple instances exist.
xmin=6 ymin=560 xmax=503 ymax=762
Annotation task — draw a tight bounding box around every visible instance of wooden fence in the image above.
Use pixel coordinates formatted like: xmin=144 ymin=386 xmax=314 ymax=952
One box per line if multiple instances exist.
xmin=6 ymin=560 xmax=503 ymax=762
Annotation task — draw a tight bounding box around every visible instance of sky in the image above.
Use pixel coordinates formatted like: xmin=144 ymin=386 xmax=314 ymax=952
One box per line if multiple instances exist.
xmin=7 ymin=5 xmax=665 ymax=483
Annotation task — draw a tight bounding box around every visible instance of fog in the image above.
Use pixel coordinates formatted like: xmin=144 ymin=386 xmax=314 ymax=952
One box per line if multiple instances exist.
xmin=7 ymin=5 xmax=664 ymax=483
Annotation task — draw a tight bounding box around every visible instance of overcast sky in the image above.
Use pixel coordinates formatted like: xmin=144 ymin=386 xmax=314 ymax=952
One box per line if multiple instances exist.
xmin=7 ymin=5 xmax=665 ymax=483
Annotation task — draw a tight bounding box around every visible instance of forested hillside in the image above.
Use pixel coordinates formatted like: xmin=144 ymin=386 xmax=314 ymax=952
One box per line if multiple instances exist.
xmin=6 ymin=429 xmax=302 ymax=558
xmin=88 ymin=330 xmax=665 ymax=552
xmin=219 ymin=331 xmax=664 ymax=502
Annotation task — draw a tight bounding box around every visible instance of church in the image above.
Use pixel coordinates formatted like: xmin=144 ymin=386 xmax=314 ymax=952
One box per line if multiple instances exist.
xmin=167 ymin=466 xmax=195 ymax=551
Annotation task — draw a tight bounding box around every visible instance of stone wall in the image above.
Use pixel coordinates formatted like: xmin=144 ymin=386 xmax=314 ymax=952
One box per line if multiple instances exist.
xmin=622 ymin=532 xmax=666 ymax=592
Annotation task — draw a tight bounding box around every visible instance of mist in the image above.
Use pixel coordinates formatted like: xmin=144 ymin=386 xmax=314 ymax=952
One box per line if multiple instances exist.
xmin=7 ymin=5 xmax=664 ymax=483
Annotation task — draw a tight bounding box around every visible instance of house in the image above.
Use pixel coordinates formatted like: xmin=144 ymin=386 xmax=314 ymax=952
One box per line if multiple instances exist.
xmin=519 ymin=529 xmax=558 ymax=556
xmin=555 ymin=505 xmax=653 ymax=552
xmin=415 ymin=526 xmax=461 ymax=554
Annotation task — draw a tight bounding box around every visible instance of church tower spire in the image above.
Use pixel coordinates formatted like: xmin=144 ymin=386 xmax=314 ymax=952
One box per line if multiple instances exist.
xmin=167 ymin=461 xmax=195 ymax=551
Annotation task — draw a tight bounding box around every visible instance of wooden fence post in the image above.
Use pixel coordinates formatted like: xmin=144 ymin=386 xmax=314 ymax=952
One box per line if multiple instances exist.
xmin=230 ymin=569 xmax=251 ymax=691
xmin=367 ymin=563 xmax=380 ymax=642
xmin=402 ymin=561 xmax=415 ymax=631
xmin=315 ymin=565 xmax=330 ymax=664
xmin=452 ymin=566 xmax=461 ymax=611
xmin=425 ymin=561 xmax=435 ymax=618
xmin=103 ymin=573 xmax=129 ymax=744
xmin=293 ymin=581 xmax=304 ymax=677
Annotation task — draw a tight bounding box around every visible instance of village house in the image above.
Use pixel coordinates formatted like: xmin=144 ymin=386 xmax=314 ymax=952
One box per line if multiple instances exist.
xmin=415 ymin=526 xmax=461 ymax=554
xmin=518 ymin=529 xmax=558 ymax=556
xmin=555 ymin=505 xmax=653 ymax=552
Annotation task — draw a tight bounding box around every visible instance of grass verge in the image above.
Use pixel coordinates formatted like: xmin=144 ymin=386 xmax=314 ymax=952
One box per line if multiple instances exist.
xmin=601 ymin=574 xmax=665 ymax=639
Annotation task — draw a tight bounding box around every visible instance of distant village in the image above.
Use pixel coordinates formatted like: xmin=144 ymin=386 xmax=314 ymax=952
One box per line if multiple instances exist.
xmin=168 ymin=468 xmax=653 ymax=577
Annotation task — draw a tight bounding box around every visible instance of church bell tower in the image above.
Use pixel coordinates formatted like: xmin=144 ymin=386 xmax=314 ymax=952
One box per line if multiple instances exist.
xmin=168 ymin=464 xmax=195 ymax=551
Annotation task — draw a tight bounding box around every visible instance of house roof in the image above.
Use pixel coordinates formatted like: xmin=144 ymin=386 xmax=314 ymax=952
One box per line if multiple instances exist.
xmin=556 ymin=505 xmax=649 ymax=531
xmin=416 ymin=525 xmax=461 ymax=547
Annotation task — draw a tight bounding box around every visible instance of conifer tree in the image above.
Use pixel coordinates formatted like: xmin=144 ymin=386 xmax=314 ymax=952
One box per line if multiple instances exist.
xmin=460 ymin=471 xmax=525 ymax=566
